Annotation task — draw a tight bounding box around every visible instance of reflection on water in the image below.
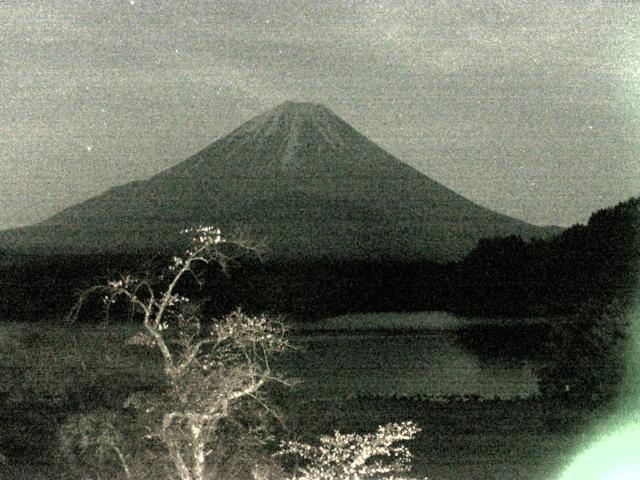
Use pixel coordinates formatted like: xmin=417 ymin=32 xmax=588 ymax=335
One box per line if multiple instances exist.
xmin=277 ymin=331 xmax=542 ymax=400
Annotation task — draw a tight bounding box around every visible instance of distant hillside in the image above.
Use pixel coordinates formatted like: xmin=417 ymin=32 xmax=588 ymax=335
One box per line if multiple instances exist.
xmin=0 ymin=101 xmax=561 ymax=261
xmin=452 ymin=195 xmax=640 ymax=316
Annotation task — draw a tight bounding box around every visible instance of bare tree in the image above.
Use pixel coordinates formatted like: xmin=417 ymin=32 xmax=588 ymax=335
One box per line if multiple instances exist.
xmin=66 ymin=227 xmax=289 ymax=480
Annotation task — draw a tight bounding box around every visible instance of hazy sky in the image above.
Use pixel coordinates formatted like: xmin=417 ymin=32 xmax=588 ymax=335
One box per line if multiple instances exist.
xmin=2 ymin=0 xmax=639 ymax=229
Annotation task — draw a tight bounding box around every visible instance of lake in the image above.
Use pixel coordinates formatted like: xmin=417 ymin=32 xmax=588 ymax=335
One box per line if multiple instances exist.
xmin=279 ymin=312 xmax=549 ymax=400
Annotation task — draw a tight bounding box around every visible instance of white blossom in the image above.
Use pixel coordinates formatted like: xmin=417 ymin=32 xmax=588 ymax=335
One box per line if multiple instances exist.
xmin=277 ymin=421 xmax=422 ymax=480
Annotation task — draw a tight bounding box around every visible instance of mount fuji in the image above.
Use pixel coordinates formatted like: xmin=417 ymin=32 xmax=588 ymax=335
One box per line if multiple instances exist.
xmin=0 ymin=101 xmax=561 ymax=260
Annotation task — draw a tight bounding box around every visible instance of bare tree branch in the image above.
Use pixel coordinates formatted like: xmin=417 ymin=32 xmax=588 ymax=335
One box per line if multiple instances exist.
xmin=68 ymin=227 xmax=289 ymax=480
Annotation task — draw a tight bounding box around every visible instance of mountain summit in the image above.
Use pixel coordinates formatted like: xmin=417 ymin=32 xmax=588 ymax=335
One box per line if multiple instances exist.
xmin=0 ymin=101 xmax=561 ymax=260
xmin=159 ymin=101 xmax=419 ymax=186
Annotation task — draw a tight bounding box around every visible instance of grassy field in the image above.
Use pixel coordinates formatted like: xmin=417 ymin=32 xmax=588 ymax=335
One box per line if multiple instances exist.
xmin=0 ymin=322 xmax=607 ymax=479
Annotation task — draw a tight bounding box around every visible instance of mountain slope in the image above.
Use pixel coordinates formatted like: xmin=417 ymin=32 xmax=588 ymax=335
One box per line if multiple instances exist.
xmin=0 ymin=101 xmax=561 ymax=260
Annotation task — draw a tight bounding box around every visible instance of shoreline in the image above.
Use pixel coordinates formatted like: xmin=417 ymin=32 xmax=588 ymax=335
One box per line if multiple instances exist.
xmin=288 ymin=310 xmax=559 ymax=334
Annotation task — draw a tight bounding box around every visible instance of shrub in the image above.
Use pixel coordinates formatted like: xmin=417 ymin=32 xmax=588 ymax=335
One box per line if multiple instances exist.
xmin=276 ymin=421 xmax=424 ymax=480
xmin=58 ymin=410 xmax=132 ymax=479
xmin=537 ymin=299 xmax=630 ymax=405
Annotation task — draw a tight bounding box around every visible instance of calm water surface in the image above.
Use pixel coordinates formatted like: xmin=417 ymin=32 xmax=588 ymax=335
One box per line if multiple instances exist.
xmin=277 ymin=330 xmax=543 ymax=400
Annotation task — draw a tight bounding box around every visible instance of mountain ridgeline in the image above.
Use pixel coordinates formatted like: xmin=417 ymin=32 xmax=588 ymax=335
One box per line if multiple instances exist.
xmin=0 ymin=101 xmax=559 ymax=261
